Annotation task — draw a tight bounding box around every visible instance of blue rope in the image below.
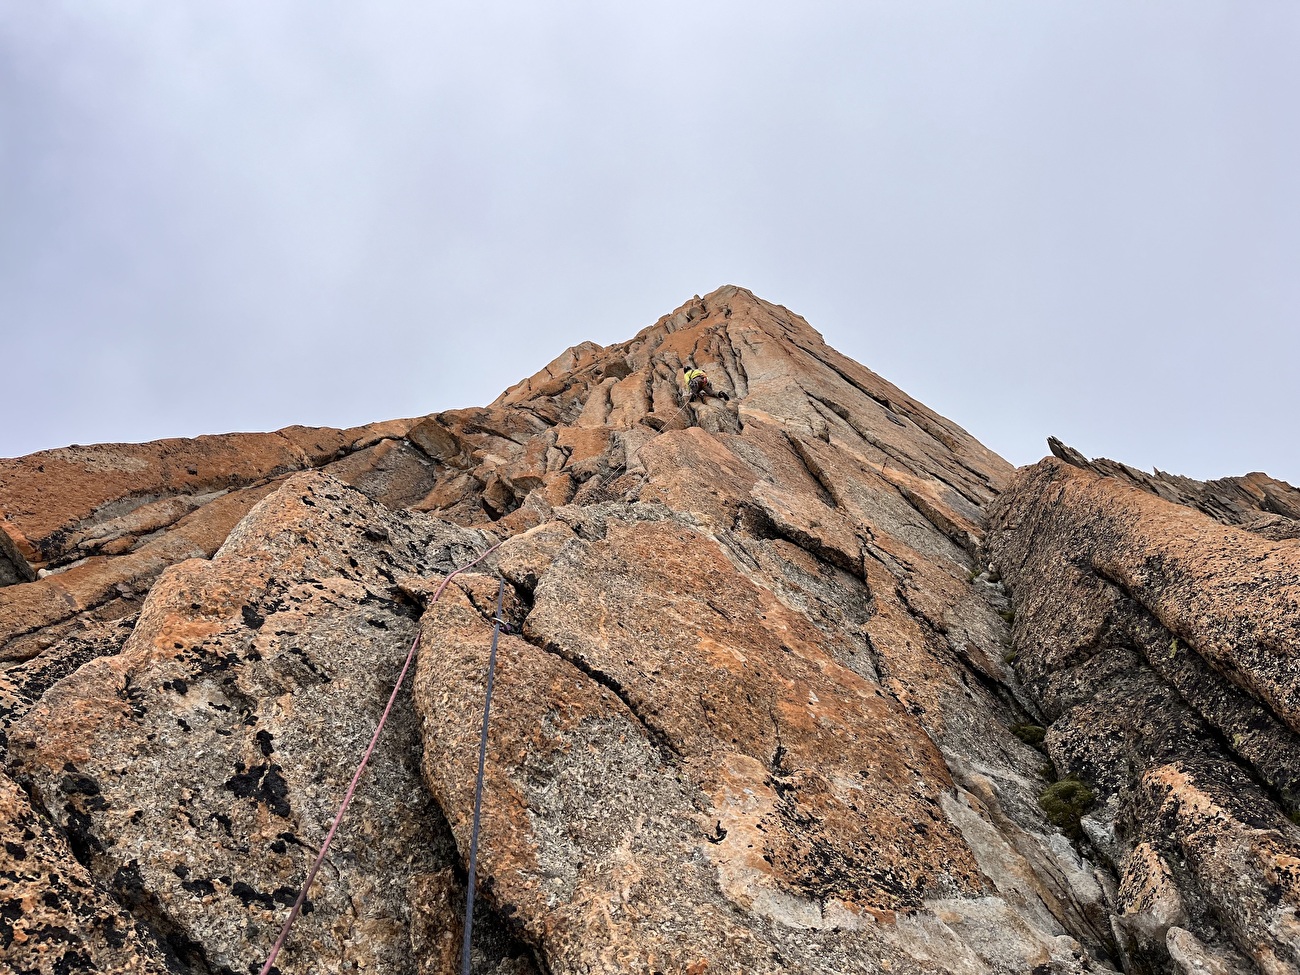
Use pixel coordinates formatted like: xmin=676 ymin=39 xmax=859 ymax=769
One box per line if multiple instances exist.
xmin=462 ymin=577 xmax=506 ymax=975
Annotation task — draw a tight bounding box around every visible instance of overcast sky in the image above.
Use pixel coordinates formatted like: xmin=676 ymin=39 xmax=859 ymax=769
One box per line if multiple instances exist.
xmin=3 ymin=3 xmax=1297 ymax=484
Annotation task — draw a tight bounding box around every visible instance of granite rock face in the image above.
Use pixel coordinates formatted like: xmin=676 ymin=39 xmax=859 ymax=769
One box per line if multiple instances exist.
xmin=2 ymin=287 xmax=1295 ymax=974
xmin=1046 ymin=437 xmax=1300 ymax=541
xmin=986 ymin=454 xmax=1300 ymax=975
xmin=5 ymin=473 xmax=534 ymax=975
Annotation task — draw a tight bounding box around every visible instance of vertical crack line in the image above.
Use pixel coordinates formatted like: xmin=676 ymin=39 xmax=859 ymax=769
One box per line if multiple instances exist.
xmin=785 ymin=434 xmax=843 ymax=511
xmin=725 ymin=328 xmax=750 ymax=398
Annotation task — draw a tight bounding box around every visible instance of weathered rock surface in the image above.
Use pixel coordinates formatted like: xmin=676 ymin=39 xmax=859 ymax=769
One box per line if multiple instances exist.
xmin=0 ymin=421 xmax=419 ymax=572
xmin=2 ymin=287 xmax=1294 ymax=974
xmin=987 ymin=455 xmax=1300 ymax=974
xmin=1046 ymin=437 xmax=1300 ymax=541
xmin=6 ymin=473 xmax=533 ymax=975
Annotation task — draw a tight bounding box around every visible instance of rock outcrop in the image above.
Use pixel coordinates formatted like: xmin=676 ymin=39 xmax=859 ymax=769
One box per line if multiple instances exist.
xmin=2 ymin=286 xmax=1296 ymax=975
xmin=1045 ymin=437 xmax=1300 ymax=541
xmin=987 ymin=454 xmax=1300 ymax=974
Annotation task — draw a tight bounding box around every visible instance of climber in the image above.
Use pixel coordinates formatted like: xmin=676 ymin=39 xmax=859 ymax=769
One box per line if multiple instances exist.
xmin=681 ymin=365 xmax=730 ymax=404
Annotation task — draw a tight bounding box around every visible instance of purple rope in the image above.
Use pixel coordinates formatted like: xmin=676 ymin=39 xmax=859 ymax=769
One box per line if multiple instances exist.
xmin=258 ymin=540 xmax=503 ymax=975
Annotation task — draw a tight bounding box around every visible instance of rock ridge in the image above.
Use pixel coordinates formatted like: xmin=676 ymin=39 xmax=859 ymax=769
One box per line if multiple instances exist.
xmin=987 ymin=451 xmax=1300 ymax=974
xmin=1 ymin=287 xmax=1294 ymax=974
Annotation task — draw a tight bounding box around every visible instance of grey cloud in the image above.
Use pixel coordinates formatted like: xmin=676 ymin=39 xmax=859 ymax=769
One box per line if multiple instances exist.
xmin=2 ymin=2 xmax=1297 ymax=483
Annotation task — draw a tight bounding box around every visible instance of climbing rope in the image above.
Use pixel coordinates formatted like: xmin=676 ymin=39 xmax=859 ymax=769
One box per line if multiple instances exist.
xmin=258 ymin=539 xmax=504 ymax=975
xmin=461 ymin=577 xmax=506 ymax=975
xmin=257 ymin=378 xmax=727 ymax=971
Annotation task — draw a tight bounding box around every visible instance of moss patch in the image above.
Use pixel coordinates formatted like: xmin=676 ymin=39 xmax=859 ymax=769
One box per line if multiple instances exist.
xmin=1038 ymin=775 xmax=1095 ymax=841
xmin=1011 ymin=723 xmax=1046 ymax=748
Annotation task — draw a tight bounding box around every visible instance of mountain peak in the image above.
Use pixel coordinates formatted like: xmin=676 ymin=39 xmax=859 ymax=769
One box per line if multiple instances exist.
xmin=3 ymin=291 xmax=1298 ymax=975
